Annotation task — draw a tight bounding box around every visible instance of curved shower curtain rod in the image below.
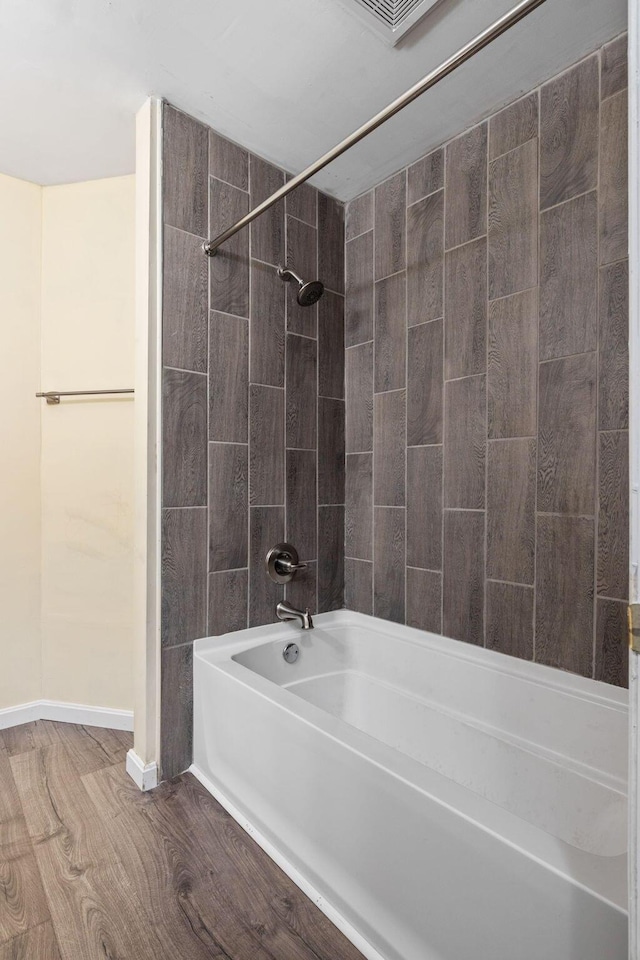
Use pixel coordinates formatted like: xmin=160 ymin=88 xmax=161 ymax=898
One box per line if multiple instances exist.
xmin=203 ymin=0 xmax=548 ymax=257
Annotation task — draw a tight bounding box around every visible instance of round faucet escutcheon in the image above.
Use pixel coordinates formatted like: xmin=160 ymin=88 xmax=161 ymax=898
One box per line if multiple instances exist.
xmin=265 ymin=543 xmax=308 ymax=583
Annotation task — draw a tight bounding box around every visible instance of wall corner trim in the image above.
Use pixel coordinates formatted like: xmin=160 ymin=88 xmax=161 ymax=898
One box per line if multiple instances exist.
xmin=0 ymin=700 xmax=134 ymax=732
xmin=126 ymin=748 xmax=159 ymax=791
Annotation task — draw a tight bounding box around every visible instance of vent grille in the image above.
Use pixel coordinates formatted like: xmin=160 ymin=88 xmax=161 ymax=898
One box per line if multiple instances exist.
xmin=344 ymin=0 xmax=439 ymax=42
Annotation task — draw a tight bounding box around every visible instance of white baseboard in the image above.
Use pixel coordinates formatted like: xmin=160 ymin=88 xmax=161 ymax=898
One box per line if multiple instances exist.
xmin=0 ymin=701 xmax=41 ymax=729
xmin=189 ymin=764 xmax=386 ymax=960
xmin=0 ymin=699 xmax=134 ymax=732
xmin=126 ymin=749 xmax=159 ymax=792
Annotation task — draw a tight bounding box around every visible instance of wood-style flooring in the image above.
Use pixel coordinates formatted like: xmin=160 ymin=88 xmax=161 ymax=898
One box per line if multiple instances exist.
xmin=0 ymin=721 xmax=363 ymax=960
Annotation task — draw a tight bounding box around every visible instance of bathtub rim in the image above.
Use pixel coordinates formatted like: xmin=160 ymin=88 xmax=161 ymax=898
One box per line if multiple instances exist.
xmin=196 ymin=610 xmax=628 ymax=713
xmin=193 ymin=609 xmax=628 ymax=912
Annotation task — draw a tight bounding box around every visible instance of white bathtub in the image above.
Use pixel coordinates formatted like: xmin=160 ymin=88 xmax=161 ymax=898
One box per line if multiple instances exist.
xmin=192 ymin=610 xmax=628 ymax=960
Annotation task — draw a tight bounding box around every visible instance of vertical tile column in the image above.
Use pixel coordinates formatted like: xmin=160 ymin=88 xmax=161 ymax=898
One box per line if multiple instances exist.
xmin=317 ymin=196 xmax=346 ymax=612
xmin=285 ymin=183 xmax=320 ymax=613
xmin=208 ymin=129 xmax=251 ymax=645
xmin=536 ymin=51 xmax=607 ymax=679
xmin=161 ymin=106 xmax=210 ymax=778
xmin=485 ymin=92 xmax=539 ymax=661
xmin=405 ymin=150 xmax=445 ymax=632
xmin=247 ymin=154 xmax=287 ymax=627
xmin=595 ymin=35 xmax=629 ymax=686
xmin=345 ymin=192 xmax=374 ymax=612
xmin=374 ymin=171 xmax=407 ymax=623
xmin=442 ymin=123 xmax=488 ymax=644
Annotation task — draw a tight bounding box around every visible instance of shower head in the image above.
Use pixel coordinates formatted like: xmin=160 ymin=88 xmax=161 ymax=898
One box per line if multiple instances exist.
xmin=277 ymin=266 xmax=324 ymax=306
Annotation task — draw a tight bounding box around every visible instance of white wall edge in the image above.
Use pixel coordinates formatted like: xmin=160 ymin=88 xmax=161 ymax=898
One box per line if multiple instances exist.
xmin=0 ymin=700 xmax=134 ymax=731
xmin=126 ymin=748 xmax=159 ymax=791
xmin=189 ymin=764 xmax=388 ymax=960
xmin=133 ymin=96 xmax=163 ymax=775
xmin=628 ymin=0 xmax=638 ymax=953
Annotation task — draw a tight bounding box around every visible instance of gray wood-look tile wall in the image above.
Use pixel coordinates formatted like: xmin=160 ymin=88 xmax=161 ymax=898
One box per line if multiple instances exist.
xmin=159 ymin=33 xmax=628 ymax=778
xmin=345 ymin=34 xmax=629 ymax=688
xmin=161 ymin=104 xmax=345 ymax=778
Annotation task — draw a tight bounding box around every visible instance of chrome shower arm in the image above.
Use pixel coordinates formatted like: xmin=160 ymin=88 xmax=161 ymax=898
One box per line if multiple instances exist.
xmin=277 ymin=266 xmax=303 ymax=286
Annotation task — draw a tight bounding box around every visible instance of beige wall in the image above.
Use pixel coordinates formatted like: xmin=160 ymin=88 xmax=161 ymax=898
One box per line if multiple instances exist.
xmin=0 ymin=173 xmax=42 ymax=709
xmin=0 ymin=173 xmax=135 ymax=713
xmin=40 ymin=176 xmax=136 ymax=709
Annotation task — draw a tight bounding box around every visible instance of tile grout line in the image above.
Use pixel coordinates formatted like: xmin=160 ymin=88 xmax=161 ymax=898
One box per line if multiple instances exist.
xmin=487 ymin=576 xmax=535 ymax=590
xmin=484 ymin=113 xmax=490 ymax=650
xmin=490 ymin=132 xmax=538 ymax=165
xmin=209 ymin=307 xmax=250 ymax=323
xmin=163 ymin=504 xmax=208 ymax=511
xmin=488 ymin=283 xmax=538 ymax=306
xmin=346 ymin=225 xmax=373 ymax=245
xmin=164 ymin=365 xmax=208 ymax=377
xmin=443 ymin=232 xmax=488 ymax=257
xmin=407 ymin=184 xmax=444 ymax=211
xmin=597 ymin=593 xmax=633 ymax=605
xmin=206 ymin=136 xmax=212 ymax=638
xmin=539 ymin=349 xmax=599 ymax=367
xmin=408 ymin=316 xmax=443 ymax=331
xmin=371 ymin=184 xmax=377 ymax=615
xmin=314 ymin=195 xmax=320 ymax=614
xmin=284 ymin=194 xmax=290 ymax=612
xmin=246 ymin=153 xmax=253 ymax=630
xmin=404 ymin=163 xmax=409 ymax=628
xmin=375 ymin=266 xmax=407 ymax=285
xmin=209 ymin=170 xmax=249 ymax=197
xmin=540 ymin=185 xmax=598 ymax=218
xmin=593 ymin=51 xmax=602 ymax=679
xmin=440 ymin=138 xmax=447 ymax=635
xmin=532 ymin=83 xmax=542 ymax=666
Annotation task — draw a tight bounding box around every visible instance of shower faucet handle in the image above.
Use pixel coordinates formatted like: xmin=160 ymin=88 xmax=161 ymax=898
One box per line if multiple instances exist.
xmin=265 ymin=543 xmax=308 ymax=584
xmin=277 ymin=557 xmax=307 ymax=574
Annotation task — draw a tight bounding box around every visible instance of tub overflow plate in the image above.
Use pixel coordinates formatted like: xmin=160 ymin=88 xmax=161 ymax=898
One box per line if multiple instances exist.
xmin=283 ymin=643 xmax=299 ymax=664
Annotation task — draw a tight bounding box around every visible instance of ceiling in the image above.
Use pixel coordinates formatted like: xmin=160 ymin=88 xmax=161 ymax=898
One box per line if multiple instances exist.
xmin=0 ymin=0 xmax=626 ymax=201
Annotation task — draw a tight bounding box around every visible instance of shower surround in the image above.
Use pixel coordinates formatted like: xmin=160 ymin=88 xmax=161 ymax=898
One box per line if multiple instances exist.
xmin=160 ymin=32 xmax=629 ymax=779
xmin=344 ymin=33 xmax=629 ymax=688
xmin=161 ymin=105 xmax=345 ymax=778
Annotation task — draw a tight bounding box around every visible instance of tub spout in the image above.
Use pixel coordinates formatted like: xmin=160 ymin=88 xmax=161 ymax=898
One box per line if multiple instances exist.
xmin=276 ymin=601 xmax=314 ymax=630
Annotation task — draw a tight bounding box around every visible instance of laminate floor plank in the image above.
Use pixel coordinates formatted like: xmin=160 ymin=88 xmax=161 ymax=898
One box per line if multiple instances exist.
xmin=110 ymin=729 xmax=133 ymax=753
xmin=0 ymin=922 xmax=62 ymax=960
xmin=0 ymin=721 xmax=52 ymax=758
xmin=0 ymin=745 xmax=51 ymax=946
xmin=0 ymin=741 xmax=30 ymax=858
xmin=0 ymin=723 xmax=363 ymax=960
xmin=82 ymin=765 xmax=258 ymax=960
xmin=84 ymin=763 xmax=353 ymax=960
xmin=43 ymin=721 xmax=128 ymax=775
xmin=0 ymin=844 xmax=51 ymax=946
xmin=171 ymin=773 xmax=364 ymax=960
xmin=74 ymin=725 xmax=132 ymax=765
xmin=9 ymin=744 xmax=175 ymax=960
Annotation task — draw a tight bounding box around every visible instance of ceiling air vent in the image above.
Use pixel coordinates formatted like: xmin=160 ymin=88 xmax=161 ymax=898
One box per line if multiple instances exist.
xmin=339 ymin=0 xmax=441 ymax=45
